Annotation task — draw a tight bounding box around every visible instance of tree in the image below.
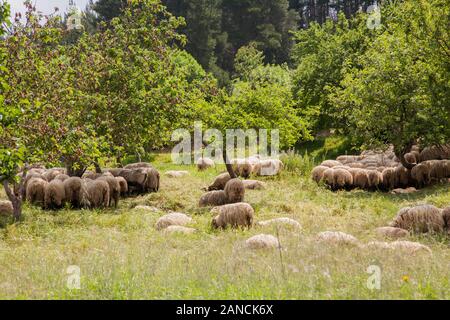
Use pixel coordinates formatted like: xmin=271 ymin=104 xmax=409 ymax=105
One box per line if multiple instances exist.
xmin=330 ymin=0 xmax=450 ymax=167
xmin=93 ymin=0 xmax=127 ymax=22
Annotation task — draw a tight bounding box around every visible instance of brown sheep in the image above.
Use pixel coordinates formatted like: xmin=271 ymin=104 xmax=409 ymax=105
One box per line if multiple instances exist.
xmin=44 ymin=179 xmax=66 ymax=209
xmin=224 ymin=178 xmax=245 ymax=203
xmin=118 ymin=168 xmax=147 ymax=194
xmin=107 ymin=168 xmax=123 ymax=177
xmin=348 ymin=168 xmax=369 ymax=190
xmin=0 ymin=200 xmax=13 ymax=216
xmin=197 ymin=157 xmax=215 ymax=171
xmin=63 ymin=177 xmax=90 ymax=209
xmin=382 ymin=168 xmax=396 ymax=190
xmin=321 ymin=160 xmax=342 ymax=168
xmin=367 ymin=170 xmax=383 ymax=190
xmin=322 ymin=168 xmax=335 ymax=188
xmin=333 ymin=168 xmax=353 ymax=190
xmin=54 ymin=174 xmax=70 ymax=182
xmin=97 ymin=176 xmax=120 ymax=208
xmin=394 ymin=165 xmax=412 ymax=188
xmin=26 ymin=178 xmax=48 ymax=207
xmin=143 ymin=168 xmax=160 ymax=193
xmin=207 ymin=172 xmax=231 ymax=191
xmin=231 ymin=159 xmax=253 ymax=178
xmin=404 ymin=152 xmax=418 ymax=165
xmin=211 ymin=202 xmax=254 ymax=230
xmin=115 ymin=177 xmax=128 ymax=196
xmin=86 ymin=179 xmax=110 ymax=208
xmin=199 ymin=190 xmax=228 ymax=207
xmin=430 ymin=160 xmax=450 ymax=181
xmin=43 ymin=168 xmax=65 ymax=182
xmin=124 ymin=162 xmax=153 ymax=170
xmin=419 ymin=144 xmax=450 ymax=162
xmin=311 ymin=166 xmax=329 ymax=184
xmin=411 ymin=162 xmax=432 ymax=188
xmin=443 ymin=207 xmax=450 ymax=235
xmin=390 ymin=205 xmax=445 ymax=233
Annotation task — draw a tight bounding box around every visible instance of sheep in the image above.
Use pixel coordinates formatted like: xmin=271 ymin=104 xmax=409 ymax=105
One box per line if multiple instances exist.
xmin=107 ymin=168 xmax=123 ymax=177
xmin=382 ymin=167 xmax=396 ymax=190
xmin=391 ymin=187 xmax=417 ymax=194
xmin=0 ymin=200 xmax=13 ymax=216
xmin=411 ymin=162 xmax=433 ymax=188
xmin=442 ymin=207 xmax=450 ymax=235
xmin=322 ymin=168 xmax=335 ymax=188
xmin=20 ymin=172 xmax=47 ymax=198
xmin=115 ymin=177 xmax=128 ymax=196
xmin=245 ymin=234 xmax=280 ymax=250
xmin=336 ymin=155 xmax=362 ymax=164
xmin=316 ymin=231 xmax=359 ymax=246
xmin=311 ymin=165 xmax=329 ymax=184
xmin=199 ymin=190 xmax=228 ymax=207
xmin=223 ymin=178 xmax=245 ymax=203
xmin=26 ymin=178 xmax=48 ymax=207
xmin=86 ymin=179 xmax=110 ymax=208
xmin=320 ymin=160 xmax=342 ymax=168
xmin=197 ymin=157 xmax=215 ymax=171
xmin=63 ymin=177 xmax=90 ymax=209
xmin=43 ymin=168 xmax=65 ymax=182
xmin=242 ymin=180 xmax=265 ymax=190
xmin=143 ymin=168 xmax=160 ymax=193
xmin=348 ymin=168 xmax=369 ymax=190
xmin=394 ymin=165 xmax=412 ymax=188
xmin=118 ymin=168 xmax=147 ymax=194
xmin=54 ymin=174 xmax=70 ymax=182
xmin=390 ymin=205 xmax=445 ymax=233
xmin=348 ymin=162 xmax=365 ymax=169
xmin=163 ymin=225 xmax=196 ymax=235
xmin=207 ymin=172 xmax=231 ymax=191
xmin=211 ymin=202 xmax=254 ymax=229
xmin=44 ymin=179 xmax=66 ymax=209
xmin=367 ymin=170 xmax=383 ymax=190
xmin=258 ymin=159 xmax=283 ymax=176
xmin=419 ymin=144 xmax=450 ymax=162
xmin=333 ymin=168 xmax=353 ymax=190
xmin=124 ymin=162 xmax=153 ymax=170
xmin=404 ymin=152 xmax=418 ymax=165
xmin=97 ymin=176 xmax=120 ymax=208
xmin=155 ymin=212 xmax=192 ymax=230
xmin=389 ymin=241 xmax=432 ymax=254
xmin=430 ymin=160 xmax=450 ymax=181
xmin=231 ymin=159 xmax=253 ymax=178
xmin=375 ymin=227 xmax=409 ymax=239
xmin=256 ymin=217 xmax=301 ymax=229
xmin=165 ymin=170 xmax=189 ymax=178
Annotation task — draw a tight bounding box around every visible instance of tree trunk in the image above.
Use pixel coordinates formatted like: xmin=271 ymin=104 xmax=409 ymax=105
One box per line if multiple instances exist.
xmin=94 ymin=162 xmax=102 ymax=174
xmin=3 ymin=179 xmax=22 ymax=222
xmin=394 ymin=142 xmax=415 ymax=170
xmin=223 ymin=148 xmax=237 ymax=179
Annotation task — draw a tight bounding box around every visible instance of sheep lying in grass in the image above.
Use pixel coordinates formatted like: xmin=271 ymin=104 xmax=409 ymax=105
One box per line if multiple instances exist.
xmin=242 ymin=180 xmax=265 ymax=190
xmin=155 ymin=212 xmax=192 ymax=230
xmin=364 ymin=240 xmax=432 ymax=254
xmin=26 ymin=178 xmax=48 ymax=207
xmin=375 ymin=227 xmax=409 ymax=239
xmin=165 ymin=170 xmax=189 ymax=178
xmin=258 ymin=159 xmax=283 ymax=176
xmin=211 ymin=202 xmax=254 ymax=229
xmin=64 ymin=177 xmax=90 ymax=209
xmin=245 ymin=234 xmax=280 ymax=249
xmin=390 ymin=205 xmax=445 ymax=233
xmin=44 ymin=179 xmax=66 ymax=209
xmin=207 ymin=172 xmax=231 ymax=191
xmin=316 ymin=231 xmax=359 ymax=246
xmin=124 ymin=162 xmax=153 ymax=170
xmin=86 ymin=179 xmax=110 ymax=208
xmin=0 ymin=200 xmax=13 ymax=216
xmin=197 ymin=157 xmax=215 ymax=171
xmin=199 ymin=178 xmax=245 ymax=207
xmin=256 ymin=217 xmax=301 ymax=229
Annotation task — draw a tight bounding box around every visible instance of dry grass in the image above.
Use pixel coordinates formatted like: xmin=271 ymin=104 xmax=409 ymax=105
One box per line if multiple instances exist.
xmin=0 ymin=153 xmax=449 ymax=299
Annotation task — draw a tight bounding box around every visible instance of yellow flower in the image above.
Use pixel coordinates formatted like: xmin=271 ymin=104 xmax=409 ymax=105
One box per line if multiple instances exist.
xmin=402 ymin=275 xmax=409 ymax=283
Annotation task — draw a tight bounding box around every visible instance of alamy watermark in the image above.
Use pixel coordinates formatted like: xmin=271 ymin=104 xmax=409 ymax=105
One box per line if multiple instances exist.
xmin=366 ymin=264 xmax=381 ymax=290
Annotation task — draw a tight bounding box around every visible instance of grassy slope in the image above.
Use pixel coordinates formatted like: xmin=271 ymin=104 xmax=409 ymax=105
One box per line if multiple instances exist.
xmin=0 ymin=152 xmax=449 ymax=299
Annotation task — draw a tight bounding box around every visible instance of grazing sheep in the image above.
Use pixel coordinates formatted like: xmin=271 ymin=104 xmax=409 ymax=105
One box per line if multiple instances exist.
xmin=143 ymin=168 xmax=160 ymax=193
xmin=118 ymin=168 xmax=147 ymax=194
xmin=43 ymin=168 xmax=65 ymax=182
xmin=336 ymin=155 xmax=362 ymax=164
xmin=349 ymin=168 xmax=369 ymax=190
xmin=115 ymin=177 xmax=128 ymax=196
xmin=124 ymin=162 xmax=153 ymax=170
xmin=107 ymin=168 xmax=123 ymax=177
xmin=256 ymin=217 xmax=301 ymax=229
xmin=311 ymin=166 xmax=329 ymax=184
xmin=54 ymin=174 xmax=70 ymax=182
xmin=97 ymin=176 xmax=120 ymax=208
xmin=197 ymin=157 xmax=215 ymax=171
xmin=381 ymin=168 xmax=396 ymax=190
xmin=163 ymin=225 xmax=196 ymax=234
xmin=258 ymin=159 xmax=283 ymax=176
xmin=348 ymin=162 xmax=365 ymax=169
xmin=199 ymin=191 xmax=228 ymax=207
xmin=245 ymin=234 xmax=280 ymax=250
xmin=44 ymin=179 xmax=66 ymax=209
xmin=333 ymin=168 xmax=353 ymax=190
xmin=390 ymin=205 xmax=445 ymax=233
xmin=224 ymin=178 xmax=245 ymax=203
xmin=211 ymin=202 xmax=254 ymax=229
xmin=419 ymin=144 xmax=450 ymax=162
xmin=63 ymin=177 xmax=90 ymax=209
xmin=375 ymin=227 xmax=409 ymax=239
xmin=155 ymin=212 xmax=192 ymax=230
xmin=207 ymin=172 xmax=231 ymax=191
xmin=242 ymin=180 xmax=265 ymax=190
xmin=231 ymin=159 xmax=253 ymax=178
xmin=165 ymin=170 xmax=189 ymax=178
xmin=20 ymin=172 xmax=47 ymax=198
xmin=322 ymin=168 xmax=335 ymax=187
xmin=394 ymin=165 xmax=411 ymax=188
xmin=86 ymin=179 xmax=110 ymax=208
xmin=430 ymin=160 xmax=450 ymax=181
xmin=0 ymin=200 xmax=13 ymax=216
xmin=442 ymin=207 xmax=450 ymax=235
xmin=26 ymin=178 xmax=48 ymax=207
xmin=316 ymin=231 xmax=359 ymax=246
xmin=367 ymin=170 xmax=383 ymax=190
xmin=82 ymin=171 xmax=112 ymax=180
xmin=404 ymin=152 xmax=418 ymax=165
xmin=321 ymin=160 xmax=342 ymax=168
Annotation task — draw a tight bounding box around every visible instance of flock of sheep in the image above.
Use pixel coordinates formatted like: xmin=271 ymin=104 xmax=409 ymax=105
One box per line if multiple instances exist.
xmin=312 ymin=145 xmax=450 ymax=191
xmin=3 ymin=162 xmax=160 ymax=211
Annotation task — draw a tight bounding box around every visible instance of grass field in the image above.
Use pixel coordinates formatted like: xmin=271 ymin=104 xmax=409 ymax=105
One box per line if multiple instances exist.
xmin=0 ymin=152 xmax=449 ymax=300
